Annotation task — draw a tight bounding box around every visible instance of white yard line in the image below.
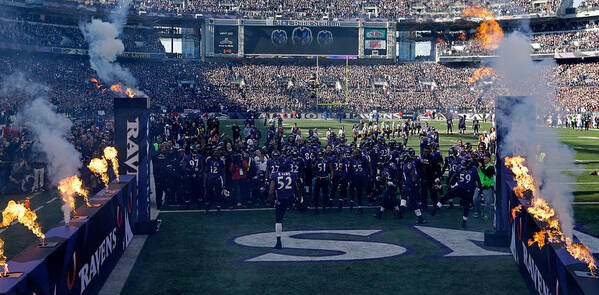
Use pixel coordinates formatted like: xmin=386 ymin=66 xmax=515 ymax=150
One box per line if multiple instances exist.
xmin=46 ymin=197 xmax=58 ymax=204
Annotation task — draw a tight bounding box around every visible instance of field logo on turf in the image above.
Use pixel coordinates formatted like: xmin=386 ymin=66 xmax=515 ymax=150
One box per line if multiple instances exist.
xmin=233 ymin=229 xmax=406 ymax=262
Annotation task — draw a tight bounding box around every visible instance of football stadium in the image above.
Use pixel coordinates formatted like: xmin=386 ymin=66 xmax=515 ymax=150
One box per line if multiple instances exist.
xmin=0 ymin=0 xmax=599 ymax=294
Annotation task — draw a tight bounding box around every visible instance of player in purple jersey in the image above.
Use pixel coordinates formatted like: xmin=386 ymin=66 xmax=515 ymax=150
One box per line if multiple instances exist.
xmin=204 ymin=150 xmax=227 ymax=215
xmin=375 ymin=153 xmax=402 ymax=219
xmin=266 ymin=150 xmax=283 ymax=175
xmin=419 ymin=144 xmax=442 ymax=211
xmin=312 ymin=150 xmax=331 ymax=214
xmin=269 ymin=165 xmax=300 ymax=249
xmin=348 ymin=148 xmax=371 ymax=214
xmin=401 ymin=152 xmax=426 ymax=224
xmin=441 ymin=146 xmax=460 ymax=208
xmin=328 ymin=148 xmax=347 ymax=210
xmin=432 ymin=157 xmax=481 ymax=228
xmin=289 ymin=148 xmax=306 ymax=210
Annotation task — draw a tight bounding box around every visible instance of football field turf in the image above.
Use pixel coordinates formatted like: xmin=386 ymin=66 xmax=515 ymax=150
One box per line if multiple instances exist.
xmin=0 ymin=119 xmax=597 ymax=294
xmin=118 ymin=119 xmax=599 ymax=295
xmin=122 ymin=208 xmax=529 ymax=295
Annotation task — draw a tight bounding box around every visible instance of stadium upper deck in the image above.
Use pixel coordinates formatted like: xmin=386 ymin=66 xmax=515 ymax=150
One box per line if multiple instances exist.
xmin=0 ymin=0 xmax=595 ymax=20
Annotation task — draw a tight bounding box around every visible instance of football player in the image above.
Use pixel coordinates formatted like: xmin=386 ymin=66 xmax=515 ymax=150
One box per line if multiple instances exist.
xmin=204 ymin=149 xmax=227 ymax=215
xmin=432 ymin=157 xmax=481 ymax=228
xmin=402 ymin=151 xmax=425 ymax=224
xmin=289 ymin=148 xmax=306 ymax=210
xmin=312 ymin=150 xmax=331 ymax=214
xmin=328 ymin=148 xmax=346 ymax=210
xmin=269 ymin=163 xmax=300 ymax=249
xmin=375 ymin=153 xmax=402 ymax=219
xmin=441 ymin=146 xmax=460 ymax=208
xmin=419 ymin=144 xmax=442 ymax=211
xmin=348 ymin=148 xmax=371 ymax=214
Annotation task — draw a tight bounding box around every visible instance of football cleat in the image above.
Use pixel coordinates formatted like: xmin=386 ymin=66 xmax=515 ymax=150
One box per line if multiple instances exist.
xmin=274 ymin=238 xmax=282 ymax=249
xmin=418 ymin=216 xmax=426 ymax=224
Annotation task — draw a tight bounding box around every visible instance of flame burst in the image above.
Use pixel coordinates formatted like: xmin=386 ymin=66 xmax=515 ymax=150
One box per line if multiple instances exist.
xmin=462 ymin=6 xmax=504 ymax=51
xmin=470 ymin=66 xmax=497 ymax=83
xmin=505 ymin=156 xmax=597 ymax=274
xmin=0 ymin=239 xmax=7 ymax=277
xmin=511 ymin=205 xmax=522 ymax=220
xmin=91 ymin=78 xmax=103 ymax=89
xmin=103 ymin=147 xmax=119 ymax=181
xmin=567 ymin=243 xmax=597 ymax=274
xmin=110 ymin=83 xmax=136 ymax=98
xmin=58 ymin=176 xmax=89 ymax=207
xmin=528 ymin=230 xmax=548 ymax=249
xmin=1 ymin=200 xmax=45 ymax=240
xmin=505 ymin=156 xmax=535 ymax=198
xmin=88 ymin=158 xmax=109 ymax=188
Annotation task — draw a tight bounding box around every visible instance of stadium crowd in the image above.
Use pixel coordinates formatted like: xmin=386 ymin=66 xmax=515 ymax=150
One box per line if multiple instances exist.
xmin=579 ymin=0 xmax=599 ymax=11
xmin=438 ymin=22 xmax=599 ymax=56
xmin=0 ymin=53 xmax=597 ymax=114
xmin=61 ymin=0 xmax=563 ymax=18
xmin=0 ymin=51 xmax=596 ymax=201
xmin=0 ymin=15 xmax=165 ymax=53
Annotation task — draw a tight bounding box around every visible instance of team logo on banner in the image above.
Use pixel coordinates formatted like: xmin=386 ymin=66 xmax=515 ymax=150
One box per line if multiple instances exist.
xmin=292 ymin=27 xmax=313 ymax=46
xmin=271 ymin=30 xmax=288 ymax=46
xmin=317 ymin=30 xmax=334 ymax=46
xmin=66 ymin=252 xmax=77 ymax=290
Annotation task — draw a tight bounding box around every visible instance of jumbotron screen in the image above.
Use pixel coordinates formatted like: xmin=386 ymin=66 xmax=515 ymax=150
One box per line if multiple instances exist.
xmin=243 ymin=26 xmax=358 ymax=55
xmin=214 ymin=26 xmax=238 ymax=55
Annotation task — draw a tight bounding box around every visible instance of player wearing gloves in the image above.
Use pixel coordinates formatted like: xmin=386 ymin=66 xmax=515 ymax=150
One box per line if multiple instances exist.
xmin=268 ymin=163 xmax=300 ymax=249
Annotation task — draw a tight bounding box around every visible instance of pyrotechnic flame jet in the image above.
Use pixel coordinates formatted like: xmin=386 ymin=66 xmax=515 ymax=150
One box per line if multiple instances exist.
xmin=0 ymin=239 xmax=7 ymax=277
xmin=505 ymin=156 xmax=598 ymax=275
xmin=58 ymin=175 xmax=89 ymax=208
xmin=0 ymin=200 xmax=45 ymax=242
xmin=103 ymin=146 xmax=119 ymax=182
xmin=462 ymin=6 xmax=504 ymax=51
xmin=88 ymin=157 xmax=109 ymax=188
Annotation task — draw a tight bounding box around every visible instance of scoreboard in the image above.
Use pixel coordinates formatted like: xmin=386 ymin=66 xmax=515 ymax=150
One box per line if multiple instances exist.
xmin=213 ymin=26 xmax=238 ymax=55
xmin=364 ymin=28 xmax=388 ymax=56
xmin=204 ymin=19 xmax=394 ymax=59
xmin=244 ymin=25 xmax=358 ymax=55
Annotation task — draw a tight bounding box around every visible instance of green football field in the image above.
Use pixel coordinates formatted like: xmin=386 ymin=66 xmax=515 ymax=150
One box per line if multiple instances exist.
xmin=0 ymin=119 xmax=597 ymax=294
xmin=118 ymin=119 xmax=598 ymax=295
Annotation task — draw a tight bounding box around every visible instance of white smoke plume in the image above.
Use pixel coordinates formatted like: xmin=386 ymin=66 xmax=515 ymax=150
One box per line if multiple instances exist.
xmin=0 ymin=72 xmax=48 ymax=98
xmin=2 ymin=72 xmax=83 ymax=225
xmin=493 ymin=29 xmax=577 ymax=239
xmin=80 ymin=0 xmax=136 ymax=88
